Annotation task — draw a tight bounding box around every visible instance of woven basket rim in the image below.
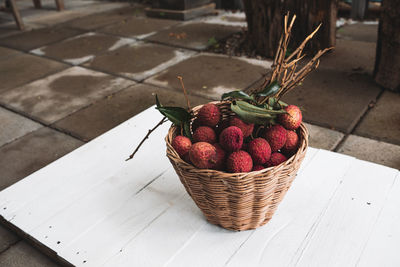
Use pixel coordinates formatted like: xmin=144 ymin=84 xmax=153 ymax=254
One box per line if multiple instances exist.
xmin=165 ymin=101 xmax=309 ymax=178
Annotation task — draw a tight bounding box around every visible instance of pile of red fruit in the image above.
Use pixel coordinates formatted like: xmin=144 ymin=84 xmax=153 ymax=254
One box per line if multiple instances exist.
xmin=171 ymin=103 xmax=303 ymax=173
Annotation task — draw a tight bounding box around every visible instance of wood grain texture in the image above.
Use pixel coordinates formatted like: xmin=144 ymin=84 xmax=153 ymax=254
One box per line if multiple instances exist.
xmin=0 ymin=106 xmax=399 ymax=267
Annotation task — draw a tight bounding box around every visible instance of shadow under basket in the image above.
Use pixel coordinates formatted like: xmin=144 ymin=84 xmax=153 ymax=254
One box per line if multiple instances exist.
xmin=166 ymin=101 xmax=309 ymax=231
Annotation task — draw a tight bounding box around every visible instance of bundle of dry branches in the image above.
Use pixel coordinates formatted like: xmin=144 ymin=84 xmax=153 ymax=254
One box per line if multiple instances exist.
xmin=255 ymin=13 xmax=333 ymax=103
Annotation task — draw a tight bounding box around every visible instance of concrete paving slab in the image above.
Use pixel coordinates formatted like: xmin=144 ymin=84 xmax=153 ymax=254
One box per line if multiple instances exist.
xmin=0 ymin=21 xmax=43 ymax=38
xmin=0 ymin=127 xmax=83 ymax=191
xmin=27 ymin=2 xmax=132 ymax=26
xmin=355 ymin=91 xmax=400 ymax=145
xmin=194 ymin=10 xmax=247 ymax=28
xmin=146 ymin=53 xmax=271 ymax=99
xmin=145 ymin=22 xmax=241 ymax=50
xmin=0 ymin=46 xmax=20 ymax=60
xmin=53 ymin=83 xmax=210 ymax=141
xmin=0 ymin=241 xmax=60 ymax=267
xmin=304 ymin=123 xmax=345 ymax=151
xmin=64 ymin=5 xmax=139 ymax=31
xmin=337 ymin=135 xmax=400 ymax=169
xmin=0 ymin=107 xmax=41 ymax=147
xmin=0 ymin=27 xmax=84 ymax=51
xmin=320 ymin=39 xmax=376 ymax=74
xmin=282 ymin=69 xmax=382 ymax=133
xmin=0 ymin=67 xmax=135 ymax=124
xmin=0 ymin=53 xmax=68 ymax=94
xmin=99 ymin=16 xmax=179 ymax=39
xmin=83 ymin=42 xmax=195 ymax=81
xmin=0 ymin=225 xmax=19 ymax=254
xmin=31 ymin=32 xmax=134 ymax=65
xmin=337 ymin=22 xmax=378 ymax=43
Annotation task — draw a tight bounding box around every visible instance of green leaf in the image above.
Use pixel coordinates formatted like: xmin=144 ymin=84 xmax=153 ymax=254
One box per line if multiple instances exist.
xmin=278 ymin=100 xmax=288 ymax=107
xmin=207 ymin=36 xmax=217 ymax=46
xmin=231 ymin=102 xmax=276 ymax=125
xmin=183 ymin=121 xmax=192 ymax=139
xmin=235 ymin=100 xmax=287 ymax=115
xmin=156 ymin=106 xmax=192 ymax=126
xmin=257 ymin=81 xmax=281 ymax=98
xmin=221 ymin=91 xmax=254 ymax=101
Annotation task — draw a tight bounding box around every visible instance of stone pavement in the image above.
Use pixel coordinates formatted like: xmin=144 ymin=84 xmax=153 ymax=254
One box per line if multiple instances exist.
xmin=0 ymin=1 xmax=399 ymax=265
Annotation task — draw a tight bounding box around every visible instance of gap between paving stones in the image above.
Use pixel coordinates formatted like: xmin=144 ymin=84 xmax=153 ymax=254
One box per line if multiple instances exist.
xmin=0 ymin=104 xmax=84 ymax=149
xmin=334 ymin=88 xmax=386 ymax=152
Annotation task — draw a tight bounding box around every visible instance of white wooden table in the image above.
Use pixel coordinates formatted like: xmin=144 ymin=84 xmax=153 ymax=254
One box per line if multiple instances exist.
xmin=0 ymin=106 xmax=399 ymax=267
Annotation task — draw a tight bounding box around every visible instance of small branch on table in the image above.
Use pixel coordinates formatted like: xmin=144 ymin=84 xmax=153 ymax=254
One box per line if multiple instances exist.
xmin=126 ymin=116 xmax=168 ymax=161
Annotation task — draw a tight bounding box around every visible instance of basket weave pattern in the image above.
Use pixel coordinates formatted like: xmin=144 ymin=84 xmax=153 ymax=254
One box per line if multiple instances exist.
xmin=166 ymin=102 xmax=308 ymax=231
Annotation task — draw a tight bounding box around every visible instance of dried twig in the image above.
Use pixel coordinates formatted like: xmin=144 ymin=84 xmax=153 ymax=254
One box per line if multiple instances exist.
xmin=126 ymin=116 xmax=168 ymax=161
xmin=257 ymin=13 xmax=333 ymax=105
xmin=177 ymin=76 xmax=191 ymax=111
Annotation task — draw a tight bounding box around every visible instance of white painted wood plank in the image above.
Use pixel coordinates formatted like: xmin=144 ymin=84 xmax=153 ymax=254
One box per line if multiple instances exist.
xmin=0 ymin=107 xmax=169 ymax=228
xmin=357 ymin=171 xmax=400 ymax=267
xmin=58 ymin=168 xmax=186 ymax=267
xmin=102 ymin=193 xmax=207 ymax=267
xmin=226 ymin=150 xmax=355 ymax=267
xmin=29 ymin=155 xmax=170 ymax=250
xmin=0 ymin=106 xmax=165 ymax=210
xmin=162 ymin=148 xmax=319 ymax=267
xmin=295 ymin=161 xmax=399 ymax=267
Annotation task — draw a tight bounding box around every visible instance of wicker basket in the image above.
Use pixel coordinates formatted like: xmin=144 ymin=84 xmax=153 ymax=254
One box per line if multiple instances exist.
xmin=166 ymin=101 xmax=308 ymax=231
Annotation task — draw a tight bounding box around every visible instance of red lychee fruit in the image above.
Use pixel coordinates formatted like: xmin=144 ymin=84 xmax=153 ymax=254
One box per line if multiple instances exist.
xmin=278 ymin=105 xmax=302 ymax=130
xmin=247 ymin=138 xmax=271 ymax=165
xmin=197 ymin=103 xmax=221 ymax=127
xmin=226 ymin=150 xmax=253 ymax=173
xmin=263 ymin=125 xmax=287 ymax=152
xmin=229 ymin=116 xmax=254 ymax=137
xmin=219 ymin=126 xmax=243 ymax=152
xmin=172 ymin=135 xmax=192 ymax=158
xmin=283 ymin=130 xmax=300 ymax=155
xmin=189 ymin=142 xmax=217 ymax=169
xmin=252 ymin=165 xmax=265 ymax=171
xmin=267 ymin=152 xmax=287 ymax=167
xmin=213 ymin=143 xmax=226 ymax=171
xmin=193 ymin=126 xmax=217 ymax=144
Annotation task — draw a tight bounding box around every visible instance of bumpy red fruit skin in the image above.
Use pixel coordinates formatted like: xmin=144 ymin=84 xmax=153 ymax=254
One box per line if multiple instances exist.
xmin=213 ymin=144 xmax=226 ymax=171
xmin=189 ymin=142 xmax=217 ymax=169
xmin=263 ymin=125 xmax=287 ymax=152
xmin=279 ymin=105 xmax=302 ymax=130
xmin=197 ymin=104 xmax=221 ymax=127
xmin=229 ymin=116 xmax=254 ymax=137
xmin=193 ymin=126 xmax=217 ymax=144
xmin=227 ymin=150 xmax=253 ymax=173
xmin=172 ymin=135 xmax=192 ymax=157
xmin=283 ymin=130 xmax=299 ymax=155
xmin=267 ymin=152 xmax=287 ymax=167
xmin=248 ymin=138 xmax=271 ymax=165
xmin=219 ymin=126 xmax=243 ymax=152
xmin=252 ymin=165 xmax=265 ymax=171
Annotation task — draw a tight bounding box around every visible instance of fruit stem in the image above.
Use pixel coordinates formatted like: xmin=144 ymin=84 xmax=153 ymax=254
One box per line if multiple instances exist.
xmin=177 ymin=76 xmax=191 ymax=111
xmin=126 ymin=116 xmax=168 ymax=161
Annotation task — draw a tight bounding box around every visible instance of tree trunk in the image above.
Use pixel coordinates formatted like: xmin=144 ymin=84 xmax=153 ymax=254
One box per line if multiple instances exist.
xmin=242 ymin=0 xmax=338 ymax=57
xmin=374 ymin=0 xmax=400 ymax=91
xmin=242 ymin=0 xmax=285 ymax=58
